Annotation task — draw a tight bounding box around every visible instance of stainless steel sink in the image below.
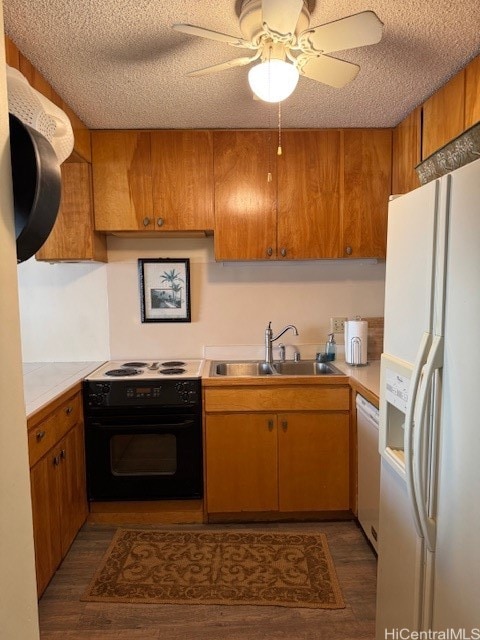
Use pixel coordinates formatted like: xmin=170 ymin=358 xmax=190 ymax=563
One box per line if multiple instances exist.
xmin=210 ymin=360 xmax=345 ymax=377
xmin=274 ymin=361 xmax=344 ymax=376
xmin=212 ymin=361 xmax=278 ymax=376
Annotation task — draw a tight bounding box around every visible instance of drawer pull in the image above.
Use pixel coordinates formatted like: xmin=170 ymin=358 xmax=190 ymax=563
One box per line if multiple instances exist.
xmin=65 ymin=406 xmax=73 ymax=416
xmin=281 ymin=420 xmax=288 ymax=431
xmin=36 ymin=430 xmax=46 ymax=441
xmin=60 ymin=449 xmax=66 ymax=460
xmin=267 ymin=419 xmax=274 ymax=431
xmin=53 ymin=455 xmax=61 ymax=466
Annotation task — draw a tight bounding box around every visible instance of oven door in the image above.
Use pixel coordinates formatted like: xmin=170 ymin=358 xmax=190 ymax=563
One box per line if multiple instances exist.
xmin=85 ymin=414 xmax=203 ymax=501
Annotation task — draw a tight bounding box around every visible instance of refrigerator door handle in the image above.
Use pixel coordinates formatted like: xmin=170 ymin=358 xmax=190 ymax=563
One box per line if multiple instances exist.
xmin=413 ymin=334 xmax=444 ymax=552
xmin=404 ymin=331 xmax=432 ymax=540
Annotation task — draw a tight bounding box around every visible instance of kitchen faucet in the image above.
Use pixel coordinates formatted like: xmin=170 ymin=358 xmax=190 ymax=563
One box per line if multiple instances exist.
xmin=264 ymin=322 xmax=299 ymax=365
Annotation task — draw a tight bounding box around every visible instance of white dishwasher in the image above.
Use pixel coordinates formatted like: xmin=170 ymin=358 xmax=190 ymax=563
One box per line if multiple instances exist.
xmin=356 ymin=393 xmax=380 ymax=552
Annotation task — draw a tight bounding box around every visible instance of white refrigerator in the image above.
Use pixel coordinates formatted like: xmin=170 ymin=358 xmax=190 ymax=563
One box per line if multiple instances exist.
xmin=376 ymin=157 xmax=480 ymax=637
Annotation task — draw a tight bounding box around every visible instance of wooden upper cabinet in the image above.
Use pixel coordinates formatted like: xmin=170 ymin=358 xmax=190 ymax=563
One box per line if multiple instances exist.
xmin=422 ymin=71 xmax=465 ymax=159
xmin=465 ymin=55 xmax=480 ymax=129
xmin=150 ymin=130 xmax=214 ymax=231
xmin=36 ymin=163 xmax=107 ymax=262
xmin=91 ymin=130 xmax=214 ymax=232
xmin=213 ymin=130 xmax=277 ymax=260
xmin=392 ymin=107 xmax=422 ymax=195
xmin=342 ymin=129 xmax=392 ymax=259
xmin=92 ymin=130 xmax=153 ymax=231
xmin=277 ymin=130 xmax=341 ymax=259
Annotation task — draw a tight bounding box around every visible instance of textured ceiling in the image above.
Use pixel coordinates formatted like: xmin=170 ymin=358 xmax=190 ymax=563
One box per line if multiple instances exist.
xmin=3 ymin=0 xmax=480 ymax=130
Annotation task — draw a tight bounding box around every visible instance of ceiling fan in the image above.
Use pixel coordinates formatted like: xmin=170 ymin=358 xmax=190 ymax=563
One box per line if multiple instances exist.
xmin=172 ymin=0 xmax=383 ymax=102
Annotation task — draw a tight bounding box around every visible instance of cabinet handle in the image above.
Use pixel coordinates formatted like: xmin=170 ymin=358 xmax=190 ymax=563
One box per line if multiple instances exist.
xmin=281 ymin=420 xmax=288 ymax=431
xmin=280 ymin=248 xmax=287 ymax=257
xmin=60 ymin=449 xmax=66 ymax=461
xmin=156 ymin=217 xmax=164 ymax=227
xmin=267 ymin=419 xmax=274 ymax=431
xmin=36 ymin=430 xmax=46 ymax=441
xmin=266 ymin=247 xmax=273 ymax=257
xmin=345 ymin=245 xmax=352 ymax=256
xmin=53 ymin=455 xmax=61 ymax=466
xmin=65 ymin=406 xmax=73 ymax=416
xmin=142 ymin=217 xmax=151 ymax=227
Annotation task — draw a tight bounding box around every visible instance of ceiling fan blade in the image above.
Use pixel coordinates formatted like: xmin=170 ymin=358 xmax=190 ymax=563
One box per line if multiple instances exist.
xmin=262 ymin=0 xmax=304 ymax=37
xmin=172 ymin=24 xmax=249 ymax=48
xmin=299 ymin=55 xmax=360 ymax=88
xmin=187 ymin=56 xmax=258 ymax=77
xmin=302 ymin=11 xmax=383 ymax=54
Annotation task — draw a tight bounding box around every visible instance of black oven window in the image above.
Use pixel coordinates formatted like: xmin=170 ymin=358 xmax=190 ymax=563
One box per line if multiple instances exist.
xmin=110 ymin=434 xmax=177 ymax=476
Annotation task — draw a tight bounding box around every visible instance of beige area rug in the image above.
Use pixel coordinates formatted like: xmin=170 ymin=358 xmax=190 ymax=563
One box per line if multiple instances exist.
xmin=82 ymin=528 xmax=345 ymax=609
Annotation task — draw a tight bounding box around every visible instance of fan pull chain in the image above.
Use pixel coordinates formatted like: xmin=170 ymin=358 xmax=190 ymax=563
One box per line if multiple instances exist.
xmin=277 ymin=101 xmax=282 ymax=156
xmin=267 ymin=99 xmax=273 ymax=182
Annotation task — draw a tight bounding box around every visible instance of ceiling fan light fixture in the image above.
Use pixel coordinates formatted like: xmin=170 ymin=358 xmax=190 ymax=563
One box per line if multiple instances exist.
xmin=248 ymin=59 xmax=299 ymax=102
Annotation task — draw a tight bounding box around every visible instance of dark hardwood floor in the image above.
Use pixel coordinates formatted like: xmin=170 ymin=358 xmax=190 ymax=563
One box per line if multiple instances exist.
xmin=38 ymin=520 xmax=377 ymax=640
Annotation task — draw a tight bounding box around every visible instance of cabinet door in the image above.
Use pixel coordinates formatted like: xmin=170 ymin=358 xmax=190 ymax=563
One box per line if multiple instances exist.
xmin=213 ymin=131 xmax=277 ymax=260
xmin=465 ymin=55 xmax=480 ymax=129
xmin=150 ymin=131 xmax=214 ymax=230
xmin=392 ymin=107 xmax=422 ymax=195
xmin=343 ymin=129 xmax=392 ymax=259
xmin=92 ymin=130 xmax=153 ymax=230
xmin=58 ymin=423 xmax=88 ymax=556
xmin=206 ymin=413 xmax=278 ymax=512
xmin=30 ymin=453 xmax=62 ymax=596
xmin=277 ymin=130 xmax=341 ymax=259
xmin=422 ymin=71 xmax=465 ymax=159
xmin=36 ymin=163 xmax=107 ymax=262
xmin=278 ymin=412 xmax=350 ymax=511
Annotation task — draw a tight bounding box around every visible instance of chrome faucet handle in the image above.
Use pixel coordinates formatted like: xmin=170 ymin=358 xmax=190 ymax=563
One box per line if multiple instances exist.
xmin=293 ymin=350 xmax=301 ymax=362
xmin=278 ymin=343 xmax=286 ymax=362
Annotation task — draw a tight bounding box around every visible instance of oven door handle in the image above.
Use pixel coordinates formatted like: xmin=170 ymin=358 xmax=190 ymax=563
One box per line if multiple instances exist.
xmin=89 ymin=419 xmax=196 ymax=430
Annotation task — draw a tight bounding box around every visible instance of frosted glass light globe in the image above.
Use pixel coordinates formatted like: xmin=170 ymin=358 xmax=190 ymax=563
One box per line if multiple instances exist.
xmin=248 ymin=59 xmax=299 ymax=103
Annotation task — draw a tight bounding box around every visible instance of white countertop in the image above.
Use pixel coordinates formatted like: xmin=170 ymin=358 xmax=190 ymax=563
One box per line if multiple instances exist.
xmin=334 ymin=359 xmax=381 ymax=403
xmin=23 ymin=361 xmax=104 ymax=418
xmin=22 ymin=358 xmax=381 ymax=419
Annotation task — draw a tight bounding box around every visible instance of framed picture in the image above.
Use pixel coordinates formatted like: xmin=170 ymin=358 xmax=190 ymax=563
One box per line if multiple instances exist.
xmin=138 ymin=258 xmax=191 ymax=323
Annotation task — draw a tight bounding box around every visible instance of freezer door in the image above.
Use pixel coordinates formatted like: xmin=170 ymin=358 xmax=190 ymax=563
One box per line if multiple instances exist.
xmin=432 ymin=158 xmax=480 ymax=633
xmin=384 ymin=182 xmax=438 ymax=364
xmin=376 ymin=458 xmax=425 ymax=638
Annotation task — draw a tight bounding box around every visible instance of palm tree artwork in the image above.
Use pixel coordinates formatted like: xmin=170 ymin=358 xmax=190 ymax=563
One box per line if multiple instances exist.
xmin=151 ymin=268 xmax=184 ymax=309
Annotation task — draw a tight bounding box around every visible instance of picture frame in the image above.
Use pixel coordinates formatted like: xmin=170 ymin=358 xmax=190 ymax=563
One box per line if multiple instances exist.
xmin=138 ymin=258 xmax=191 ymax=323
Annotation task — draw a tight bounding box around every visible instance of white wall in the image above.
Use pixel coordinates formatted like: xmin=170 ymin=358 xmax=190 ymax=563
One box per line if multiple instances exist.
xmin=0 ymin=13 xmax=40 ymax=639
xmin=17 ymin=235 xmax=385 ymax=363
xmin=18 ymin=258 xmax=110 ymax=362
xmin=107 ymin=236 xmax=386 ymax=359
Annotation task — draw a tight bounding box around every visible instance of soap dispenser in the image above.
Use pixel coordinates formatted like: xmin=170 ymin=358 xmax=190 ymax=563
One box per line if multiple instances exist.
xmin=325 ymin=333 xmax=336 ymax=361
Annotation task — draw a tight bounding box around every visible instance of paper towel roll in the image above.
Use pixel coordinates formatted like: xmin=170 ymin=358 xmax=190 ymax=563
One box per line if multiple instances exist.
xmin=345 ymin=320 xmax=368 ymax=365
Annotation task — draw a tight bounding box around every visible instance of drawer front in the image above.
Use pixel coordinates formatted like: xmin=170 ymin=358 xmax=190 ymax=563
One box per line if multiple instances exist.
xmin=28 ymin=393 xmax=81 ymax=467
xmin=204 ymin=385 xmax=350 ymax=413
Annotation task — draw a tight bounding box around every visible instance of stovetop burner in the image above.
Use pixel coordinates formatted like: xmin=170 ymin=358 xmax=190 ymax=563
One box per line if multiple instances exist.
xmin=159 ymin=368 xmax=186 ymax=375
xmin=105 ymin=368 xmax=140 ymax=377
xmin=122 ymin=362 xmax=148 ymax=368
xmin=87 ymin=359 xmax=203 ymax=381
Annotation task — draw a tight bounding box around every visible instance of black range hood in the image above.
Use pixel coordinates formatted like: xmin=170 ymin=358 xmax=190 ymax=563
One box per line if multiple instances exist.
xmin=9 ymin=113 xmax=61 ymax=263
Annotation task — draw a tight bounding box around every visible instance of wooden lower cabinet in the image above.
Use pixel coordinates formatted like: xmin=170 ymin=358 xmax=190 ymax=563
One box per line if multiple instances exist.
xmin=205 ymin=407 xmax=350 ymax=516
xmin=278 ymin=412 xmax=350 ymax=512
xmin=28 ymin=391 xmax=88 ymax=597
xmin=206 ymin=413 xmax=278 ymax=513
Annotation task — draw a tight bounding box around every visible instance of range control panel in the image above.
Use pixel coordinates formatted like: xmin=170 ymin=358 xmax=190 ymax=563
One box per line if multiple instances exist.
xmin=84 ymin=379 xmax=200 ymax=408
